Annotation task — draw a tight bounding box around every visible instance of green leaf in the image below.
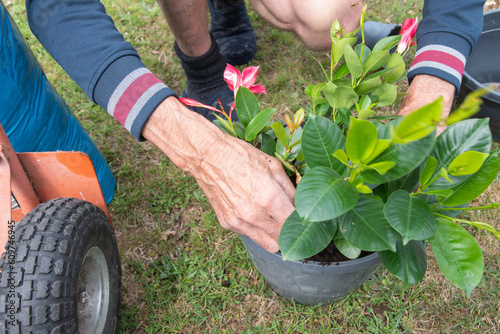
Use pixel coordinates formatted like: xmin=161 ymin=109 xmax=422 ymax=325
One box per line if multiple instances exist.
xmin=334 ymin=237 xmax=361 ymax=259
xmin=233 ymin=122 xmax=246 ymax=140
xmin=363 ymin=50 xmax=390 ymax=73
xmin=372 ymin=35 xmax=402 ymax=52
xmin=324 ymin=85 xmax=359 ymax=110
xmin=245 ymin=108 xmax=275 ymax=141
xmin=419 ymin=156 xmax=438 ymax=186
xmin=344 ymin=43 xmax=363 ymax=79
xmin=274 ymin=152 xmax=295 ymax=172
xmin=302 ymin=116 xmax=347 ymax=175
xmin=235 ymin=87 xmax=259 ymax=127
xmin=213 ymin=114 xmax=237 ymax=137
xmin=330 ymin=19 xmax=342 ymax=42
xmin=355 ymin=77 xmax=383 ymax=95
xmin=379 ymin=239 xmax=427 ymax=286
xmin=295 ymin=167 xmax=359 ymax=222
xmin=332 ymin=37 xmax=357 ymax=63
xmin=358 ymin=95 xmax=372 ymax=110
xmin=360 ymin=160 xmax=396 ymax=175
xmin=340 ymin=196 xmax=399 ymax=252
xmin=429 ymin=218 xmax=484 ymax=297
xmin=443 ymin=151 xmax=499 ymax=206
xmin=271 ymin=122 xmax=288 ymax=147
xmin=333 ymin=62 xmax=350 ymax=79
xmin=260 ymin=133 xmax=276 ymax=157
xmin=394 ymin=97 xmax=442 ymax=143
xmin=445 ymin=88 xmax=488 ymax=126
xmin=448 ymin=151 xmax=489 ymax=176
xmin=384 ymin=190 xmax=437 ymax=244
xmin=279 ymin=211 xmax=337 ymax=261
xmin=360 ymin=118 xmax=435 ymax=184
xmin=429 ymin=118 xmax=492 ymax=190
xmin=371 ymin=83 xmax=398 ymax=107
xmin=358 ymin=109 xmax=376 ymax=120
xmin=383 ymin=53 xmax=406 ymax=83
xmin=333 ymin=149 xmax=349 ymax=166
xmin=346 ymin=117 xmax=378 ymax=164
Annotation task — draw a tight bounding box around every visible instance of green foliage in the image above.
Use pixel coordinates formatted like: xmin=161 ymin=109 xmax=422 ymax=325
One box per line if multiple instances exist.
xmin=224 ymin=17 xmax=500 ymax=298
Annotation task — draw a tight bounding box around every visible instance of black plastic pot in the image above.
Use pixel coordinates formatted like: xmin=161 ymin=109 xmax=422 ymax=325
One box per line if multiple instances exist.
xmin=459 ymin=9 xmax=500 ymax=141
xmin=239 ymin=235 xmax=381 ymax=305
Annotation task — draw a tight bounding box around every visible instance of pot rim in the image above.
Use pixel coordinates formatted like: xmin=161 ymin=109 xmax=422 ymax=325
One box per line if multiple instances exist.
xmin=462 ymin=9 xmax=500 ymax=104
xmin=239 ymin=234 xmax=380 ymax=271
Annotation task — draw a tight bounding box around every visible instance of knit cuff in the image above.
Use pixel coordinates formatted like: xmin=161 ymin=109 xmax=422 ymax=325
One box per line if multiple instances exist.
xmin=408 ymin=32 xmax=472 ymax=93
xmin=94 ymin=55 xmax=177 ymax=141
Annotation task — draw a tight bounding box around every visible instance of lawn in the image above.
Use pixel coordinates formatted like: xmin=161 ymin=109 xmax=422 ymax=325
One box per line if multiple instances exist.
xmin=5 ymin=0 xmax=500 ymax=332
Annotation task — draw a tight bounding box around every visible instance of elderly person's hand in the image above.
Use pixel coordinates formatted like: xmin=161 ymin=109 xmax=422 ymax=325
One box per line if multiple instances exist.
xmin=398 ymin=74 xmax=456 ymax=134
xmin=142 ymin=97 xmax=295 ymax=253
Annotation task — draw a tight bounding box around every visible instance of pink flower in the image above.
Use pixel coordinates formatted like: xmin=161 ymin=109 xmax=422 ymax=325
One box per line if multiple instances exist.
xmin=224 ymin=64 xmax=267 ymax=97
xmin=396 ymin=17 xmax=418 ymax=55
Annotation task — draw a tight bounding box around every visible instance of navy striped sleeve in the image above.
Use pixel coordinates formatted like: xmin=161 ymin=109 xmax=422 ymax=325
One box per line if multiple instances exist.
xmin=26 ymin=0 xmax=177 ymax=141
xmin=408 ymin=0 xmax=485 ymax=92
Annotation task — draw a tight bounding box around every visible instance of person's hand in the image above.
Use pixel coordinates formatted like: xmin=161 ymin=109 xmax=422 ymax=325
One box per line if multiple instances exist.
xmin=398 ymin=74 xmax=456 ymax=134
xmin=142 ymin=97 xmax=295 ymax=253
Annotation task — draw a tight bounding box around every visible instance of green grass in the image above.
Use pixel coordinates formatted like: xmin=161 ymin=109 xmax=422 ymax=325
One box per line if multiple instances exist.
xmin=5 ymin=0 xmax=500 ymax=333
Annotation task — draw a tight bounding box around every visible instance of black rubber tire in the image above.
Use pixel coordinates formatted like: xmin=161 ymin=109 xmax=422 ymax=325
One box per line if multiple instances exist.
xmin=0 ymin=198 xmax=121 ymax=334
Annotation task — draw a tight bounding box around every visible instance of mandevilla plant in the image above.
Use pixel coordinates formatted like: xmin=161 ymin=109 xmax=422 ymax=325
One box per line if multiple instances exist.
xmin=181 ymin=8 xmax=500 ymax=297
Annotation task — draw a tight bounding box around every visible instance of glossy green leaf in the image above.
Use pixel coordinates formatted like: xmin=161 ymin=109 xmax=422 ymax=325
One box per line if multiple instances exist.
xmin=333 ymin=149 xmax=349 ymax=166
xmin=332 ymin=37 xmax=357 ymax=63
xmin=429 ymin=218 xmax=484 ymax=297
xmin=344 ymin=43 xmax=363 ymax=79
xmin=363 ymin=50 xmax=390 ymax=72
xmin=445 ymin=88 xmax=488 ymax=126
xmin=245 ymin=108 xmax=275 ymax=141
xmin=271 ymin=122 xmax=288 ymax=147
xmin=372 ymin=35 xmax=402 ymax=52
xmin=394 ymin=97 xmax=442 ymax=143
xmin=346 ymin=117 xmax=378 ymax=164
xmin=358 ymin=95 xmax=373 ymax=110
xmin=365 ymin=139 xmax=391 ymax=163
xmin=371 ymin=83 xmax=398 ymax=107
xmin=384 ymin=190 xmax=436 ymax=244
xmin=374 ymin=167 xmax=420 ymax=202
xmin=213 ymin=114 xmax=237 ymax=137
xmin=233 ymin=122 xmax=246 ymax=140
xmin=419 ymin=156 xmax=438 ymax=186
xmin=355 ymin=77 xmax=383 ymax=95
xmin=429 ymin=118 xmax=492 ymax=190
xmin=235 ymin=87 xmax=259 ymax=127
xmin=260 ymin=133 xmax=276 ymax=157
xmin=340 ymin=196 xmax=399 ymax=252
xmin=448 ymin=151 xmax=489 ymax=176
xmin=302 ymin=116 xmax=347 ymax=175
xmin=443 ymin=151 xmax=499 ymax=206
xmin=295 ymin=167 xmax=358 ymax=222
xmin=279 ymin=211 xmax=337 ymax=261
xmin=360 ymin=118 xmax=435 ymax=184
xmin=334 ymin=237 xmax=361 ymax=259
xmin=358 ymin=109 xmax=376 ymax=120
xmin=379 ymin=239 xmax=427 ymax=285
xmin=383 ymin=53 xmax=406 ymax=83
xmin=333 ymin=62 xmax=350 ymax=79
xmin=361 ymin=160 xmax=396 ymax=175
xmin=325 ymin=85 xmax=359 ymax=110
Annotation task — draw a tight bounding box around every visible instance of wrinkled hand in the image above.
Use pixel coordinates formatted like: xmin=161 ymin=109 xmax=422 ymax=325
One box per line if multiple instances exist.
xmin=142 ymin=97 xmax=295 ymax=253
xmin=399 ymin=74 xmax=456 ymax=134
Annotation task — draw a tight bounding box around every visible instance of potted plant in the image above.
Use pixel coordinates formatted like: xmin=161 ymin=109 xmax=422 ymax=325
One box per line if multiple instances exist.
xmin=180 ymin=8 xmax=500 ymax=305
